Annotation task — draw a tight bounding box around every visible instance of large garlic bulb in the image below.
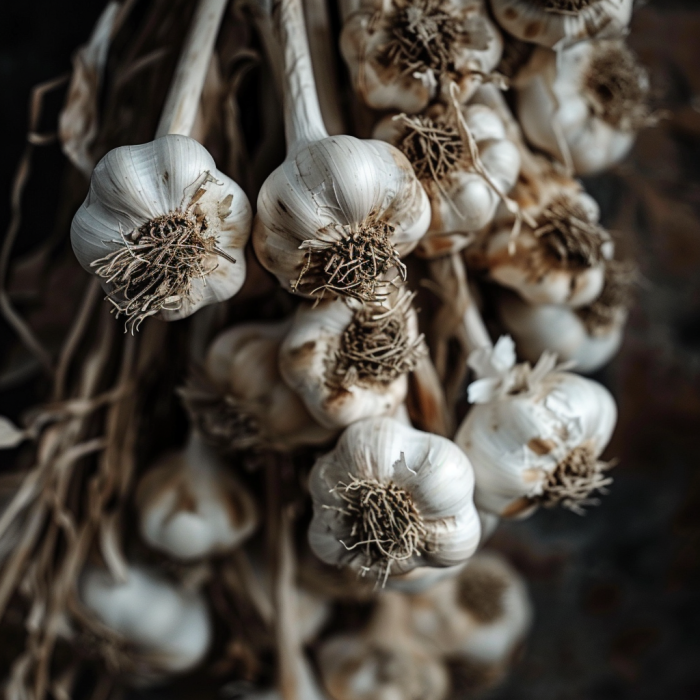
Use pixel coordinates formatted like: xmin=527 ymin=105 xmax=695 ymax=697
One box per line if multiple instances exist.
xmin=489 ymin=0 xmax=633 ymax=49
xmin=341 ymin=0 xmax=502 ymax=113
xmin=374 ymin=103 xmax=521 ymax=257
xmin=308 ymin=417 xmax=481 ymax=582
xmin=80 ymin=565 xmax=211 ymax=674
xmin=71 ymin=135 xmax=251 ymax=330
xmin=136 ymin=434 xmax=258 ymax=560
xmin=455 ymin=337 xmax=617 ymax=516
xmin=279 ymin=291 xmax=424 ymax=429
xmin=517 ymin=40 xmax=651 ymax=175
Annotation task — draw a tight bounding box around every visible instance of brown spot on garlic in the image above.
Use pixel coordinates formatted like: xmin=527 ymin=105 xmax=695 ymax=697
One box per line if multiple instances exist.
xmin=524 ymin=22 xmax=541 ymax=39
xmin=456 ymin=567 xmax=508 ymax=624
xmin=501 ymin=496 xmax=534 ymax=518
xmin=504 ymin=8 xmax=518 ymax=20
xmin=527 ymin=437 xmax=557 ymax=456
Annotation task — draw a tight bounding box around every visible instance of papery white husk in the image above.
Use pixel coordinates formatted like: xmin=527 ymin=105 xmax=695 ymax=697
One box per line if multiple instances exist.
xmin=374 ymin=104 xmax=521 ymax=257
xmin=308 ymin=417 xmax=481 ymax=579
xmin=136 ymin=434 xmax=258 ymax=560
xmin=71 ymin=134 xmax=251 ymax=322
xmin=341 ymin=0 xmax=502 ymax=113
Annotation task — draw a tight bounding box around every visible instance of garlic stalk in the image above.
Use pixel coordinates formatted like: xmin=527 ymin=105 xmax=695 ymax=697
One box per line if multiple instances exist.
xmin=135 ymin=433 xmax=259 ymax=560
xmin=71 ymin=0 xmax=252 ymax=330
xmin=253 ymin=0 xmax=431 ymax=302
xmin=341 ymin=0 xmax=503 ymax=113
xmin=279 ymin=290 xmax=425 ymax=430
xmin=455 ymin=336 xmax=617 ymax=517
xmin=308 ymin=417 xmax=481 ymax=583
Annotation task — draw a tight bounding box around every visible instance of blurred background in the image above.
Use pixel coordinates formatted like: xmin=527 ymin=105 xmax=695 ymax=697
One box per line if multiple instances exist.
xmin=1 ymin=1 xmax=699 ymax=698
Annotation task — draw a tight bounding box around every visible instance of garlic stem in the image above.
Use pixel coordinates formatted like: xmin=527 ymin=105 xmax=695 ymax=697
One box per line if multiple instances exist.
xmin=155 ymin=0 xmax=230 ymax=138
xmin=368 ymin=590 xmax=410 ymax=645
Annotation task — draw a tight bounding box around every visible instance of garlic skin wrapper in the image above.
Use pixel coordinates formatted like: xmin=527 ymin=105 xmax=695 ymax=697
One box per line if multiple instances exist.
xmin=71 ymin=134 xmax=251 ymax=330
xmin=80 ymin=565 xmax=211 ymax=674
xmin=455 ymin=336 xmax=617 ymax=517
xmin=136 ymin=434 xmax=258 ymax=560
xmin=181 ymin=320 xmax=334 ymax=452
xmin=490 ymin=0 xmax=633 ymax=50
xmin=279 ymin=291 xmax=424 ymax=429
xmin=517 ymin=40 xmax=651 ymax=175
xmin=374 ymin=103 xmax=520 ymax=257
xmin=308 ymin=417 xmax=481 ymax=582
xmin=341 ymin=0 xmax=503 ymax=113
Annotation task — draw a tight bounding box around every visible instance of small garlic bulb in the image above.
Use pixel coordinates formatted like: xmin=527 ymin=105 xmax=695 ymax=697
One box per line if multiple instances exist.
xmin=455 ymin=336 xmax=617 ymax=517
xmin=279 ymin=291 xmax=424 ymax=429
xmin=374 ymin=103 xmax=521 ymax=257
xmin=71 ymin=135 xmax=251 ymax=330
xmin=517 ymin=40 xmax=652 ymax=175
xmin=80 ymin=565 xmax=211 ymax=674
xmin=490 ymin=0 xmax=633 ymax=49
xmin=136 ymin=434 xmax=258 ymax=560
xmin=341 ymin=0 xmax=503 ymax=113
xmin=180 ymin=320 xmax=334 ymax=452
xmin=308 ymin=417 xmax=481 ymax=582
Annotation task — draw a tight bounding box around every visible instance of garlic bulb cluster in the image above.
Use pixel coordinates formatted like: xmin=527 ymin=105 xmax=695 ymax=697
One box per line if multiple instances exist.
xmin=456 ymin=336 xmax=617 ymax=516
xmin=517 ymin=39 xmax=652 ymax=175
xmin=308 ymin=417 xmax=481 ymax=582
xmin=374 ymin=103 xmax=520 ymax=257
xmin=136 ymin=434 xmax=258 ymax=560
xmin=341 ymin=0 xmax=502 ymax=113
xmin=71 ymin=135 xmax=251 ymax=330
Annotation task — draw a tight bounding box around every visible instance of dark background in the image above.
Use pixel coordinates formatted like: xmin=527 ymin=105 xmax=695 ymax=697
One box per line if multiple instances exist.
xmin=1 ymin=1 xmax=700 ymax=699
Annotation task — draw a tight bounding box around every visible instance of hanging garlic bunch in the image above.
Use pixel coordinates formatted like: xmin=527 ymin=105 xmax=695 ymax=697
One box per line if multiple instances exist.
xmin=253 ymin=0 xmax=430 ymax=303
xmin=180 ymin=320 xmax=334 ymax=453
xmin=489 ymin=0 xmax=633 ymax=49
xmin=279 ymin=289 xmax=425 ymax=429
xmin=516 ymin=40 xmax=653 ymax=175
xmin=374 ymin=102 xmax=521 ymax=257
xmin=341 ymin=0 xmax=502 ymax=113
xmin=135 ymin=434 xmax=258 ymax=560
xmin=455 ymin=336 xmax=617 ymax=517
xmin=308 ymin=417 xmax=481 ymax=583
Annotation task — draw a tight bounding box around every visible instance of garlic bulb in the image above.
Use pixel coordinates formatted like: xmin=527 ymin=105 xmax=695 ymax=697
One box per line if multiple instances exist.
xmin=308 ymin=417 xmax=481 ymax=582
xmin=136 ymin=434 xmax=258 ymax=560
xmin=490 ymin=0 xmax=633 ymax=50
xmin=455 ymin=336 xmax=617 ymax=516
xmin=341 ymin=0 xmax=503 ymax=113
xmin=180 ymin=320 xmax=334 ymax=452
xmin=71 ymin=134 xmax=251 ymax=330
xmin=374 ymin=103 xmax=521 ymax=257
xmin=80 ymin=565 xmax=211 ymax=674
xmin=254 ymin=0 xmax=430 ymax=303
xmin=279 ymin=291 xmax=424 ymax=429
xmin=517 ymin=40 xmax=652 ymax=175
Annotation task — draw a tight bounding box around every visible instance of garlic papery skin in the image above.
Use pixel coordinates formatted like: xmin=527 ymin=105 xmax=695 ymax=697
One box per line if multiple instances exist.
xmin=80 ymin=565 xmax=211 ymax=674
xmin=455 ymin=336 xmax=617 ymax=517
xmin=517 ymin=40 xmax=652 ymax=175
xmin=374 ymin=103 xmax=521 ymax=258
xmin=489 ymin=0 xmax=633 ymax=50
xmin=135 ymin=434 xmax=258 ymax=560
xmin=279 ymin=291 xmax=424 ymax=430
xmin=308 ymin=417 xmax=481 ymax=582
xmin=181 ymin=320 xmax=335 ymax=453
xmin=340 ymin=0 xmax=503 ymax=113
xmin=71 ymin=134 xmax=251 ymax=331
xmin=253 ymin=0 xmax=430 ymax=303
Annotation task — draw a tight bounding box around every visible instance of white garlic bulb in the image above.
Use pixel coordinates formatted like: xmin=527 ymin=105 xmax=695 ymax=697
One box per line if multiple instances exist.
xmin=136 ymin=434 xmax=258 ymax=560
xmin=374 ymin=103 xmax=521 ymax=258
xmin=279 ymin=291 xmax=424 ymax=430
xmin=254 ymin=0 xmax=430 ymax=303
xmin=80 ymin=565 xmax=211 ymax=674
xmin=71 ymin=134 xmax=251 ymax=330
xmin=517 ymin=40 xmax=651 ymax=175
xmin=490 ymin=0 xmax=633 ymax=49
xmin=181 ymin=320 xmax=334 ymax=452
xmin=341 ymin=0 xmax=503 ymax=113
xmin=308 ymin=417 xmax=481 ymax=582
xmin=455 ymin=336 xmax=617 ymax=517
